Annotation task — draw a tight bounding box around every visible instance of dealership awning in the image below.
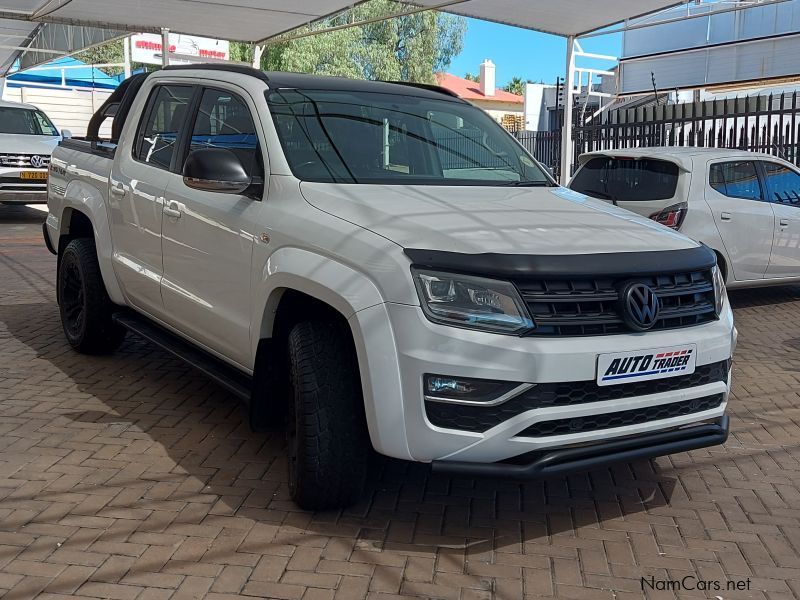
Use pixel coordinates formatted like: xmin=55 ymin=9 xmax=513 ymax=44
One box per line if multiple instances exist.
xmin=0 ymin=0 xmax=692 ymax=181
xmin=1 ymin=0 xmax=690 ymax=75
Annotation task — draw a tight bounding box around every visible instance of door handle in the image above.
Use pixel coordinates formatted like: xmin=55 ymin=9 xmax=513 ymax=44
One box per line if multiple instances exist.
xmin=163 ymin=201 xmax=183 ymax=219
xmin=780 ymin=218 xmax=790 ymax=227
xmin=110 ymin=183 xmax=125 ymax=198
xmin=720 ymin=212 xmax=732 ymax=221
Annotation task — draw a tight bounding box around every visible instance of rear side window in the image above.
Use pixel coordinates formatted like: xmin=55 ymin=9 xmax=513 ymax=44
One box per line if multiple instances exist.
xmin=761 ymin=161 xmax=800 ymax=206
xmin=709 ymin=161 xmax=762 ymax=201
xmin=188 ymin=88 xmax=262 ymax=178
xmin=570 ymin=157 xmax=679 ymax=201
xmin=134 ymin=85 xmax=194 ymax=170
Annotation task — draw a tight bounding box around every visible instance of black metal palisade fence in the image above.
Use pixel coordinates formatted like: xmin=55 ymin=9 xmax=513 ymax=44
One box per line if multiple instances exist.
xmin=510 ymin=92 xmax=800 ymax=180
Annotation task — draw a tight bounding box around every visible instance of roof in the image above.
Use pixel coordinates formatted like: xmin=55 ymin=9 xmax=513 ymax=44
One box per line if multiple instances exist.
xmin=161 ymin=65 xmax=466 ymax=101
xmin=0 ymin=99 xmax=38 ymax=110
xmin=0 ymin=1 xmax=693 ymax=76
xmin=435 ymin=73 xmax=523 ymax=104
xmin=579 ymin=146 xmax=783 ymax=171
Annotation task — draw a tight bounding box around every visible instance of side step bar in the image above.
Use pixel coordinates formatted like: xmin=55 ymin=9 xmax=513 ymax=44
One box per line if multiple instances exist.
xmin=113 ymin=311 xmax=252 ymax=401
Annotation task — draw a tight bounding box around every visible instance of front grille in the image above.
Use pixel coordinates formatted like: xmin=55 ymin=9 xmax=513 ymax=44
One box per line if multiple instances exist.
xmin=0 ymin=153 xmax=50 ymax=168
xmin=516 ymin=270 xmax=717 ymax=336
xmin=515 ymin=393 xmax=724 ymax=437
xmin=0 ymin=176 xmax=47 ymax=192
xmin=424 ymin=360 xmax=729 ymax=433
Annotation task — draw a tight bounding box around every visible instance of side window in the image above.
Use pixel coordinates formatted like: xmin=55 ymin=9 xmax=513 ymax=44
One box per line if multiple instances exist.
xmin=134 ymin=85 xmax=194 ymax=170
xmin=188 ymin=88 xmax=262 ymax=178
xmin=762 ymin=162 xmax=800 ymax=206
xmin=709 ymin=161 xmax=762 ymax=201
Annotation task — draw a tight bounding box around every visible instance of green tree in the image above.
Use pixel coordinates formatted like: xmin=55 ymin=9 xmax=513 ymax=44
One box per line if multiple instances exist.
xmin=503 ymin=76 xmax=533 ymax=96
xmin=233 ymin=1 xmax=466 ymax=83
xmin=464 ymin=72 xmax=478 ymax=82
xmin=74 ymin=39 xmax=152 ymax=76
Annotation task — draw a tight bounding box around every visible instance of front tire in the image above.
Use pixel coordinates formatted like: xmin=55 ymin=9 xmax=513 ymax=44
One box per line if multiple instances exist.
xmin=286 ymin=321 xmax=369 ymax=510
xmin=58 ymin=238 xmax=125 ymax=354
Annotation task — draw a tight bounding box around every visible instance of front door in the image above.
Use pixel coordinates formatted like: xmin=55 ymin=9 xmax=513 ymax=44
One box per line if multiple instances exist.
xmin=107 ymin=83 xmax=195 ymax=318
xmin=761 ymin=161 xmax=800 ymax=278
xmin=160 ymin=86 xmax=265 ymax=368
xmin=705 ymin=160 xmax=775 ymax=282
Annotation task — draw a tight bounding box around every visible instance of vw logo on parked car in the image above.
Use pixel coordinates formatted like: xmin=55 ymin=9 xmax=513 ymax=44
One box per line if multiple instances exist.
xmin=29 ymin=155 xmax=45 ymax=168
xmin=621 ymin=282 xmax=660 ymax=331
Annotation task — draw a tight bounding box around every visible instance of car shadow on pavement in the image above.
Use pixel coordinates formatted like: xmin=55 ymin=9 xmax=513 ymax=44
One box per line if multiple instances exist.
xmin=0 ymin=203 xmax=48 ymax=224
xmin=1 ymin=301 xmax=687 ymax=555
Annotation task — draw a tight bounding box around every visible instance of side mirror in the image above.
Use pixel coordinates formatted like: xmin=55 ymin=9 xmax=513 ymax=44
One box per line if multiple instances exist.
xmin=61 ymin=129 xmax=73 ymax=139
xmin=542 ymin=164 xmax=554 ymax=178
xmin=183 ymin=148 xmax=252 ymax=194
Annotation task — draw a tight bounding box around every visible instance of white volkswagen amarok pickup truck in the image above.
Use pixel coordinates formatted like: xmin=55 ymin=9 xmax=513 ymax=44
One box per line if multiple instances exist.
xmin=44 ymin=66 xmax=736 ymax=509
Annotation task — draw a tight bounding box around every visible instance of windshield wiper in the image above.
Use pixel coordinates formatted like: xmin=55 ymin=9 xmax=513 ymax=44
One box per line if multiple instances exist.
xmin=580 ymin=188 xmax=615 ymax=200
xmin=496 ymin=181 xmax=554 ymax=187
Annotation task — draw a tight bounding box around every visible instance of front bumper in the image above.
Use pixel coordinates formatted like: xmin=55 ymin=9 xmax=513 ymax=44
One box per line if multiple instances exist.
xmin=432 ymin=416 xmax=729 ymax=479
xmin=0 ymin=168 xmax=48 ymax=203
xmin=350 ymin=297 xmax=734 ymax=464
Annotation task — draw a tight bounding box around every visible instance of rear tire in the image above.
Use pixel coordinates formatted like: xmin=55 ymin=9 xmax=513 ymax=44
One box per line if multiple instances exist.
xmin=286 ymin=320 xmax=369 ymax=510
xmin=58 ymin=238 xmax=125 ymax=354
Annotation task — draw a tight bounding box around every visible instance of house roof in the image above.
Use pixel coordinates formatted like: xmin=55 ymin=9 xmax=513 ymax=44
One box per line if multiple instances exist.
xmin=435 ymin=73 xmax=524 ymax=105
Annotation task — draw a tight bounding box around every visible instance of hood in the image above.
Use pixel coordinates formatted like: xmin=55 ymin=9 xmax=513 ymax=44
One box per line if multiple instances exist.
xmin=299 ymin=183 xmax=698 ymax=255
xmin=0 ymin=134 xmax=60 ymax=156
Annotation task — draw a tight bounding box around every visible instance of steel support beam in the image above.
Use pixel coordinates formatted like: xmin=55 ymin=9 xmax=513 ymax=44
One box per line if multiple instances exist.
xmin=560 ymin=35 xmax=576 ymax=185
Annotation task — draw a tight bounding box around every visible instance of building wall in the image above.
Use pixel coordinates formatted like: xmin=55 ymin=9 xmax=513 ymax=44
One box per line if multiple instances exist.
xmin=471 ymin=99 xmax=524 ymax=128
xmin=2 ymin=86 xmax=113 ymax=137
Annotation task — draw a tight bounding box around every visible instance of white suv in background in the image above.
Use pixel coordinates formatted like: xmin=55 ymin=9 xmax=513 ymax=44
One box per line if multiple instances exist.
xmin=569 ymin=148 xmax=800 ymax=289
xmin=0 ymin=99 xmax=64 ymax=204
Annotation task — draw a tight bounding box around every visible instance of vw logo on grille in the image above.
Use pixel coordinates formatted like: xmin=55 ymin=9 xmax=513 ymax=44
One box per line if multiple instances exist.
xmin=30 ymin=155 xmax=45 ymax=168
xmin=620 ymin=282 xmax=660 ymax=331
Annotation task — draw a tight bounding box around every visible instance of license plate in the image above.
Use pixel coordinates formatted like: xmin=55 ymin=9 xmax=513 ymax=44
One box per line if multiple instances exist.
xmin=20 ymin=171 xmax=47 ymax=180
xmin=597 ymin=344 xmax=697 ymax=386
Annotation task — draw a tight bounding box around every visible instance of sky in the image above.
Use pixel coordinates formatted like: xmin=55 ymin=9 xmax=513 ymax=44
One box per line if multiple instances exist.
xmin=448 ymin=18 xmax=622 ymax=87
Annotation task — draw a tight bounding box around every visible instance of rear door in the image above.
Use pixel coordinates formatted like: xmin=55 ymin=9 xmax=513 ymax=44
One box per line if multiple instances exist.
xmin=160 ymin=85 xmax=265 ymax=368
xmin=761 ymin=160 xmax=800 ymax=278
xmin=108 ymin=83 xmax=195 ymax=318
xmin=704 ymin=160 xmax=774 ymax=282
xmin=568 ymin=156 xmax=684 ymax=221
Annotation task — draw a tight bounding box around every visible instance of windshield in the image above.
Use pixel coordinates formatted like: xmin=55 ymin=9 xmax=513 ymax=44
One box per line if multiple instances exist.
xmin=0 ymin=107 xmax=59 ymax=136
xmin=266 ymin=88 xmax=553 ymax=186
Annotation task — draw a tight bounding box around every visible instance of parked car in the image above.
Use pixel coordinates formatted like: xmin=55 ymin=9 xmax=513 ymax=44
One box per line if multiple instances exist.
xmin=44 ymin=67 xmax=735 ymax=509
xmin=569 ymin=147 xmax=800 ymax=288
xmin=0 ymin=100 xmax=68 ymax=204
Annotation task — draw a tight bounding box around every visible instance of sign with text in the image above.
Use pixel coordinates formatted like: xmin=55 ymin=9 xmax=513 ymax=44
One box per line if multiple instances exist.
xmin=130 ymin=33 xmax=229 ymax=65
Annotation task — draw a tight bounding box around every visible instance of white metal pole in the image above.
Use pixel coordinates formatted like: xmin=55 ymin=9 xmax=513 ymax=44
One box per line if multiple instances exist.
xmin=559 ymin=35 xmax=576 ymax=185
xmin=123 ymin=35 xmax=131 ymax=78
xmin=161 ymin=28 xmax=170 ymax=67
xmin=252 ymin=44 xmax=264 ymax=69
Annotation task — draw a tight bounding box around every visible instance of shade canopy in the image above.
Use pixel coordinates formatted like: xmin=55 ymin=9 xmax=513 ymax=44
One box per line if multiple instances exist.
xmin=408 ymin=0 xmax=686 ymax=37
xmin=0 ymin=0 xmax=689 ymax=76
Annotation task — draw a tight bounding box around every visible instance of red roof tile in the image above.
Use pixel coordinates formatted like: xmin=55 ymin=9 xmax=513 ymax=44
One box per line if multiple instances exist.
xmin=435 ymin=73 xmax=524 ymax=104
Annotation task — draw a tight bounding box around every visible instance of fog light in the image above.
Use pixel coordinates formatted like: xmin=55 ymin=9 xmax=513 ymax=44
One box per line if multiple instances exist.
xmin=423 ymin=374 xmax=530 ymax=406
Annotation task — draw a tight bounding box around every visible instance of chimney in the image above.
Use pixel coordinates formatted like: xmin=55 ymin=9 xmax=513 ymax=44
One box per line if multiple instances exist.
xmin=479 ymin=59 xmax=495 ymax=97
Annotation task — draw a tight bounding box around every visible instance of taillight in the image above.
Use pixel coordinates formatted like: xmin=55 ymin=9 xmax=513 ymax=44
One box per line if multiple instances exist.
xmin=649 ymin=202 xmax=687 ymax=230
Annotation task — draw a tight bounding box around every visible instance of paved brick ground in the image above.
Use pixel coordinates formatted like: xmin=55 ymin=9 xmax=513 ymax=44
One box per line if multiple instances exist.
xmin=2 ymin=205 xmax=800 ymax=600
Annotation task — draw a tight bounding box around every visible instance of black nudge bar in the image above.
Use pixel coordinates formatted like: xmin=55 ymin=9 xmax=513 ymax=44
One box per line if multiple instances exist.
xmin=431 ymin=416 xmax=729 ymax=480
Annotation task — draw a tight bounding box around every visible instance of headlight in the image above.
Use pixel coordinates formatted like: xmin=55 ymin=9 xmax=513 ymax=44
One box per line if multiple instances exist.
xmin=411 ymin=268 xmax=534 ymax=334
xmin=712 ymin=264 xmax=726 ymax=316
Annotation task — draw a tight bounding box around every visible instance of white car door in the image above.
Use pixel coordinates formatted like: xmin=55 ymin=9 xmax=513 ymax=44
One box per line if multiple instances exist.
xmin=160 ymin=85 xmax=264 ymax=368
xmin=761 ymin=160 xmax=800 ymax=278
xmin=704 ymin=159 xmax=775 ymax=282
xmin=108 ymin=83 xmax=195 ymax=318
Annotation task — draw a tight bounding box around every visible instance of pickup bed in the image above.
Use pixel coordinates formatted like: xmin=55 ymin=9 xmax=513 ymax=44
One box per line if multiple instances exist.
xmin=45 ymin=65 xmax=735 ymax=509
